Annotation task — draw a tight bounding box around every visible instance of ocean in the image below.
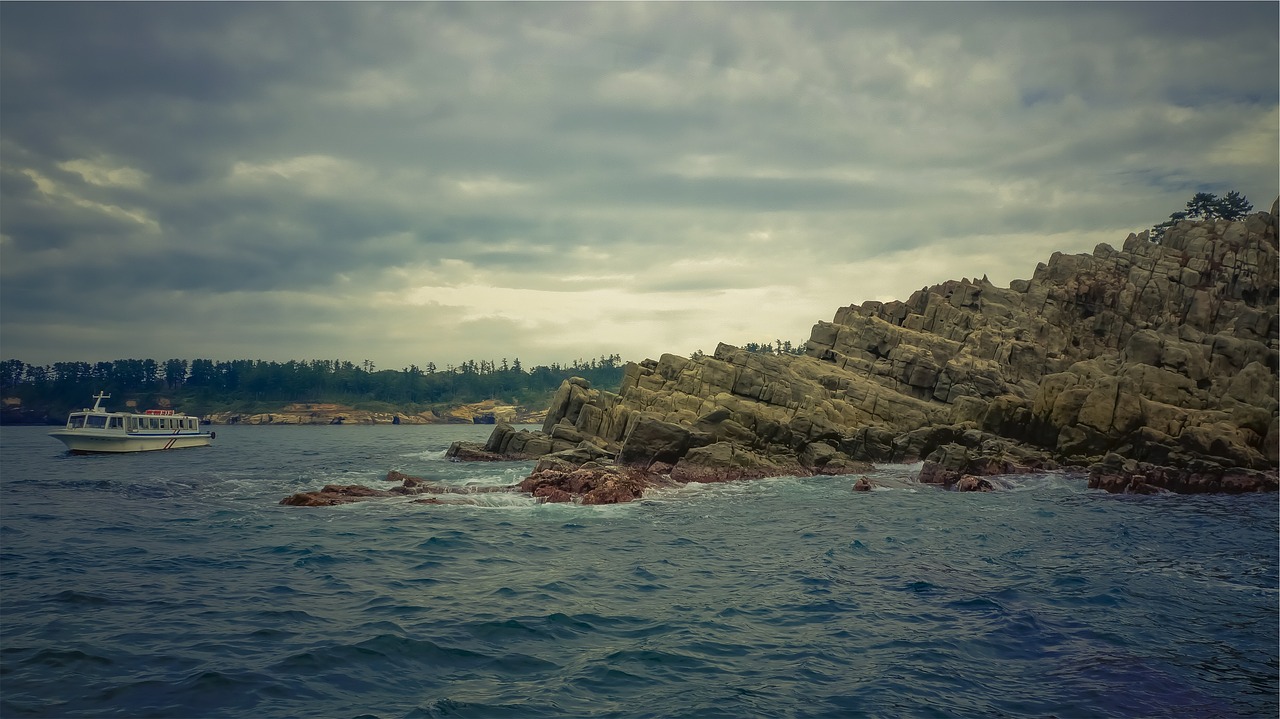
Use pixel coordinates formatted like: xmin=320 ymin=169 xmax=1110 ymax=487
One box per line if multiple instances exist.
xmin=1 ymin=423 xmax=1276 ymax=719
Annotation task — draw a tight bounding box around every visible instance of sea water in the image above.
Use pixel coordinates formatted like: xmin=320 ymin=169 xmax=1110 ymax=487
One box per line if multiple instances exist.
xmin=1 ymin=424 xmax=1276 ymax=718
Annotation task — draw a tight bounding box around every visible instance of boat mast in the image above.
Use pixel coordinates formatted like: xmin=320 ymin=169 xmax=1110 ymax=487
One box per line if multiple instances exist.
xmin=90 ymin=392 xmax=110 ymax=411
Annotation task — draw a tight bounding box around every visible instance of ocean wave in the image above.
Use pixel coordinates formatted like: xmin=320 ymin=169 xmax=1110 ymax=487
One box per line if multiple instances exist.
xmin=45 ymin=589 xmax=112 ymax=606
xmin=402 ymin=448 xmax=449 ymax=462
xmin=275 ymin=633 xmax=560 ymax=678
xmin=2 ymin=423 xmax=1275 ymax=719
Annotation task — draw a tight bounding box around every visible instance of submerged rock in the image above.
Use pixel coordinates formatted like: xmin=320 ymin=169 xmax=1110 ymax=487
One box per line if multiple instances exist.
xmin=1086 ymin=453 xmax=1277 ymax=494
xmin=280 ymin=484 xmax=396 ymax=506
xmin=280 ymin=470 xmax=519 ymax=506
xmin=518 ymin=465 xmax=668 ymax=505
xmin=954 ymin=475 xmax=996 ymax=492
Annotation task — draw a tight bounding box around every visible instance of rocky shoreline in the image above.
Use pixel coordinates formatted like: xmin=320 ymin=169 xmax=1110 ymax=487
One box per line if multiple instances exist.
xmin=282 ymin=204 xmax=1278 ymax=506
xmin=210 ymin=399 xmax=546 ymax=426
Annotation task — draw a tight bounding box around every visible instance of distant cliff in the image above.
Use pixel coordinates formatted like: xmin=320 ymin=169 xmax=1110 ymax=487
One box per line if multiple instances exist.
xmin=461 ymin=200 xmax=1278 ymax=498
xmin=209 ymin=399 xmax=547 ymax=426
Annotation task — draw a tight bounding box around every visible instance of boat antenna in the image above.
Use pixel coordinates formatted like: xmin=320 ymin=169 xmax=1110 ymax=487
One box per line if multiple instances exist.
xmin=91 ymin=391 xmax=110 ymax=411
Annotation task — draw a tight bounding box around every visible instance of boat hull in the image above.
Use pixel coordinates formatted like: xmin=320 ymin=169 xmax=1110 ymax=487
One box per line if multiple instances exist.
xmin=49 ymin=430 xmax=214 ymax=454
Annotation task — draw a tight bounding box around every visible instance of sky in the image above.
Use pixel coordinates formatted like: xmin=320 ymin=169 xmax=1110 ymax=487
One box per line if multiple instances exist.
xmin=2 ymin=2 xmax=1277 ymax=371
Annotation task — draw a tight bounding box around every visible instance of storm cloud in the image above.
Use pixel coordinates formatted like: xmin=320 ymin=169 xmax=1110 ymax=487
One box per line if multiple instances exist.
xmin=2 ymin=2 xmax=1276 ymax=369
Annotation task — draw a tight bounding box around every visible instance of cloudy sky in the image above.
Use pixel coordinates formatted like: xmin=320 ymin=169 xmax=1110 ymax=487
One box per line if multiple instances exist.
xmin=2 ymin=2 xmax=1276 ymax=371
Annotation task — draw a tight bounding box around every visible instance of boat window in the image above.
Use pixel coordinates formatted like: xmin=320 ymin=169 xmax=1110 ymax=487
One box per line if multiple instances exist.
xmin=86 ymin=415 xmax=108 ymax=429
xmin=109 ymin=417 xmax=123 ymax=429
xmin=149 ymin=418 xmax=159 ymax=430
xmin=69 ymin=414 xmax=86 ymax=428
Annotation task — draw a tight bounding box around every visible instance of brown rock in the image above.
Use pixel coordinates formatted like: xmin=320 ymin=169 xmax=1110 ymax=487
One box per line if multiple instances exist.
xmin=518 ymin=464 xmax=664 ymax=505
xmin=954 ymin=475 xmax=996 ymax=492
xmin=279 ymin=484 xmax=394 ymax=506
xmin=532 ymin=485 xmax=573 ymax=503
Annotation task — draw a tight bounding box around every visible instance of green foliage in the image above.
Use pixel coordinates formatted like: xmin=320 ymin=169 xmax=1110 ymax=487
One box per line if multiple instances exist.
xmin=742 ymin=339 xmax=806 ymax=356
xmin=0 ymin=354 xmax=627 ymax=422
xmin=1151 ymin=190 xmax=1254 ymax=243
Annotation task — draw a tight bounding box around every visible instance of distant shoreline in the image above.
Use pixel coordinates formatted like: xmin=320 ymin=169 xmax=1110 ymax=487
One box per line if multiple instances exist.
xmin=3 ymin=400 xmax=548 ymax=428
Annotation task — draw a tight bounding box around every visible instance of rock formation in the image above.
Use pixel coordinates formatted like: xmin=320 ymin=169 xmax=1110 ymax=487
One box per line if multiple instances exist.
xmin=455 ymin=203 xmax=1278 ymax=497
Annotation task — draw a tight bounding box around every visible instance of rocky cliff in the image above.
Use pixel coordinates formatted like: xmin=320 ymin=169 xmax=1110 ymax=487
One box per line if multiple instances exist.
xmin=460 ymin=202 xmax=1278 ymax=499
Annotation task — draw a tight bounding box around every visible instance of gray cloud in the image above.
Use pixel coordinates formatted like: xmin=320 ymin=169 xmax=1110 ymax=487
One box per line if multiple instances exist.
xmin=2 ymin=2 xmax=1276 ymax=369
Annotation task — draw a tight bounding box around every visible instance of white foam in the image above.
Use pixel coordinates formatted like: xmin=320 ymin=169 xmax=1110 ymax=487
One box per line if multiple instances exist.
xmin=401 ymin=448 xmax=448 ymax=461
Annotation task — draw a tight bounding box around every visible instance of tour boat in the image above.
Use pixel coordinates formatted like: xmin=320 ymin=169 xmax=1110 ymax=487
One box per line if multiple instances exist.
xmin=49 ymin=392 xmax=215 ymax=453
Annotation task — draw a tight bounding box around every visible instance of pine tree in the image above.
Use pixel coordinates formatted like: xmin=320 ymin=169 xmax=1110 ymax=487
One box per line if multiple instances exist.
xmin=1150 ymin=190 xmax=1253 ymax=243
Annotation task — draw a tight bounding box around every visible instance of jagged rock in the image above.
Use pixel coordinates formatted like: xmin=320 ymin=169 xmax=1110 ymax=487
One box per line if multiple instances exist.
xmin=444 ymin=441 xmax=508 ymax=461
xmin=670 ymin=441 xmax=793 ymax=483
xmin=617 ymin=413 xmax=706 ymax=467
xmin=452 ymin=205 xmax=1279 ymax=496
xmin=798 ymin=441 xmax=874 ymax=475
xmin=532 ymin=442 xmax=616 ymax=473
xmin=480 ymin=421 xmax=596 ymax=459
xmin=852 ymin=477 xmax=875 ymax=491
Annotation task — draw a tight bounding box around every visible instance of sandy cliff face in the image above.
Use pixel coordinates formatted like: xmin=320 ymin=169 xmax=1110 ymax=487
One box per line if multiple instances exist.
xmin=484 ymin=204 xmax=1277 ymax=496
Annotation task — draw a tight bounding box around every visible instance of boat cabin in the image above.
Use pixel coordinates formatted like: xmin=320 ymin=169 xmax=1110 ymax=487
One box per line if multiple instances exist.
xmin=66 ymin=413 xmax=123 ymax=430
xmin=63 ymin=405 xmax=200 ymax=433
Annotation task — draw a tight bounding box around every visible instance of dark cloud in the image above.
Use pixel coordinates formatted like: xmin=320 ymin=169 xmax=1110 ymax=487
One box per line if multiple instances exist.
xmin=1 ymin=2 xmax=1275 ymax=368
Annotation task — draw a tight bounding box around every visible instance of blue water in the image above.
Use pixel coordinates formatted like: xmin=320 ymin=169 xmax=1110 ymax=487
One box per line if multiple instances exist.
xmin=1 ymin=424 xmax=1275 ymax=718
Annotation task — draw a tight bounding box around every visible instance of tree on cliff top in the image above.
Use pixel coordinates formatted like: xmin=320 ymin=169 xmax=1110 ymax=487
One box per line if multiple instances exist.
xmin=1151 ymin=190 xmax=1253 ymax=243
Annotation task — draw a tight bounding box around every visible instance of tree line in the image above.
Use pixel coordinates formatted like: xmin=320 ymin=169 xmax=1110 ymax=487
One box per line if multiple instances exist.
xmin=742 ymin=339 xmax=806 ymax=356
xmin=689 ymin=339 xmax=807 ymax=360
xmin=0 ymin=355 xmax=626 ymax=422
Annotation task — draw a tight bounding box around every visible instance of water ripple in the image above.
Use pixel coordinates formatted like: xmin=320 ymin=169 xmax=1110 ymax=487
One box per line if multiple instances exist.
xmin=0 ymin=424 xmax=1274 ymax=719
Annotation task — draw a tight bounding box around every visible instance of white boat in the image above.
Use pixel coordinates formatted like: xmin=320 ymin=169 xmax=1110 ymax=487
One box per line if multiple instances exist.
xmin=49 ymin=392 xmax=215 ymax=454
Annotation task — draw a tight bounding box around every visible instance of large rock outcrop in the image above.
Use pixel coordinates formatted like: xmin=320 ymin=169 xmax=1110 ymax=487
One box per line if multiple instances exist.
xmin=462 ymin=204 xmax=1278 ymax=497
